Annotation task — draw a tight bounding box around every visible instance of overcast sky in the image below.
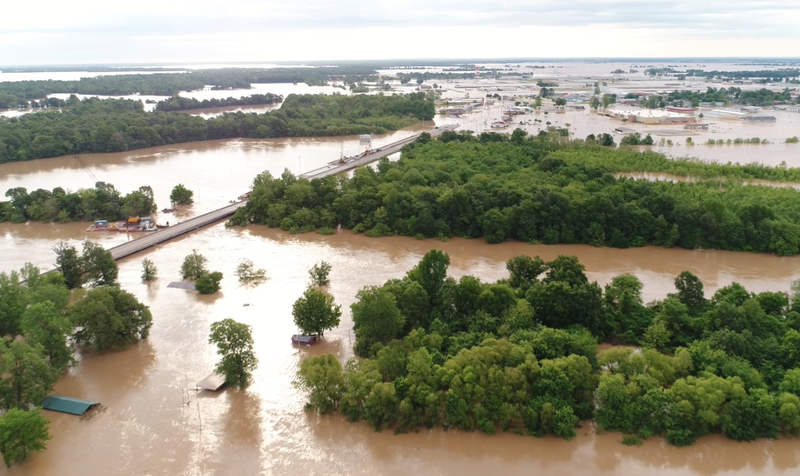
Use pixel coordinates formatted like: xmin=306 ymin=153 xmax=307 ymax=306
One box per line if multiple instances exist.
xmin=2 ymin=0 xmax=799 ymax=65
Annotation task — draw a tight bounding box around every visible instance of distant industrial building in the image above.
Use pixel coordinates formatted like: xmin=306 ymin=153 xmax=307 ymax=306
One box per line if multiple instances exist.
xmin=666 ymin=106 xmax=696 ymax=114
xmin=705 ymin=109 xmax=748 ymax=120
xmin=684 ymin=123 xmax=710 ymax=130
xmin=604 ymin=108 xmax=694 ymax=124
xmin=743 ymin=115 xmax=777 ymax=123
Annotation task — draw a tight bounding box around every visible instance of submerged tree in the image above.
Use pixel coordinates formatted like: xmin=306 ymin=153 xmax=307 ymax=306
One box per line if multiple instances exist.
xmin=208 ymin=319 xmax=258 ymax=389
xmin=82 ymin=240 xmax=118 ymax=287
xmin=235 ymin=259 xmax=266 ymax=283
xmin=180 ymin=249 xmax=208 ymax=280
xmin=309 ymin=261 xmax=332 ymax=287
xmin=292 ymin=287 xmax=342 ymax=337
xmin=0 ymin=339 xmax=59 ymax=411
xmin=0 ymin=408 xmax=51 ymax=467
xmin=70 ymin=286 xmax=153 ymax=352
xmin=195 ymin=271 xmax=223 ymax=294
xmin=170 ymin=184 xmax=194 ymax=205
xmin=141 ymin=258 xmax=158 ymax=281
xmin=53 ymin=241 xmax=82 ymax=289
xmin=20 ymin=301 xmax=75 ymax=372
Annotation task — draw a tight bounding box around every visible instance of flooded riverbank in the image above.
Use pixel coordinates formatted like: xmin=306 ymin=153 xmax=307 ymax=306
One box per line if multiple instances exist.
xmin=615 ymin=172 xmax=800 ymax=190
xmin=3 ymin=130 xmax=800 ymax=475
xmin=5 ymin=224 xmax=800 ymax=476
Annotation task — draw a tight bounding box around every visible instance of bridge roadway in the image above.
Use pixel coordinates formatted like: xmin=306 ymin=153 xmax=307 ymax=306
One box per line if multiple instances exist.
xmin=105 ymin=124 xmax=457 ymax=260
xmin=107 ymin=201 xmax=246 ymax=260
xmin=300 ymin=124 xmax=459 ymax=180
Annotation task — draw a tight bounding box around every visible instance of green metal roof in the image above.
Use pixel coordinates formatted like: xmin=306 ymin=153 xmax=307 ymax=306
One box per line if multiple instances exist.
xmin=42 ymin=395 xmax=99 ymax=415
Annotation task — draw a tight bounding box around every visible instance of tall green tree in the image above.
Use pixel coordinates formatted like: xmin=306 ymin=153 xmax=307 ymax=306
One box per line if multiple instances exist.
xmin=53 ymin=241 xmax=82 ymax=289
xmin=292 ymin=287 xmax=342 ymax=336
xmin=70 ymin=286 xmax=153 ymax=352
xmin=195 ymin=271 xmax=223 ymax=294
xmin=295 ymin=354 xmax=343 ymax=413
xmin=408 ymin=250 xmax=450 ymax=308
xmin=169 ymin=184 xmax=194 ymax=205
xmin=0 ymin=408 xmax=51 ymax=467
xmin=141 ymin=258 xmax=157 ymax=281
xmin=674 ymin=271 xmax=707 ymax=315
xmin=20 ymin=301 xmax=74 ymax=371
xmin=0 ymin=270 xmax=25 ymax=336
xmin=208 ymin=319 xmax=258 ymax=389
xmin=81 ymin=240 xmax=118 ymax=287
xmin=308 ymin=261 xmax=332 ymax=287
xmin=0 ymin=340 xmax=58 ymax=410
xmin=351 ymin=286 xmax=405 ymax=357
xmin=180 ymin=249 xmax=208 ymax=280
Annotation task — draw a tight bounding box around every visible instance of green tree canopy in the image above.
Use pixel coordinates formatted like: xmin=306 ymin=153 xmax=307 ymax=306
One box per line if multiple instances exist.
xmin=208 ymin=319 xmax=258 ymax=389
xmin=195 ymin=272 xmax=223 ymax=294
xmin=70 ymin=286 xmax=153 ymax=352
xmin=351 ymin=286 xmax=405 ymax=357
xmin=292 ymin=287 xmax=342 ymax=336
xmin=170 ymin=184 xmax=194 ymax=205
xmin=0 ymin=408 xmax=51 ymax=467
xmin=20 ymin=301 xmax=74 ymax=371
xmin=180 ymin=249 xmax=208 ymax=280
xmin=0 ymin=340 xmax=59 ymax=411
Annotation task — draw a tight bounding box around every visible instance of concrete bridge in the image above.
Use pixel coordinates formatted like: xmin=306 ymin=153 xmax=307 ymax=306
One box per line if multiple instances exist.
xmin=107 ymin=201 xmax=246 ymax=260
xmin=300 ymin=124 xmax=458 ymax=180
xmin=106 ymin=124 xmax=457 ymax=260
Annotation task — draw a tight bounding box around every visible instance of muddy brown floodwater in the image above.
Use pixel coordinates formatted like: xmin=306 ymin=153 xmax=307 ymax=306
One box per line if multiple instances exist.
xmin=3 ymin=139 xmax=800 ymax=475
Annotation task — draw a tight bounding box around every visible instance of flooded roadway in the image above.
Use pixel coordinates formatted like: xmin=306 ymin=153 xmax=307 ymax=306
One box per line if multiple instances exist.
xmin=2 ymin=138 xmax=800 ymax=475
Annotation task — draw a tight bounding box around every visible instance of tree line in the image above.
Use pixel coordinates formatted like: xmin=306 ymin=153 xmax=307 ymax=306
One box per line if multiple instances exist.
xmin=0 ymin=244 xmax=152 ymax=465
xmin=153 ymin=93 xmax=283 ymax=112
xmin=228 ymin=130 xmax=800 ymax=256
xmin=0 ymin=66 xmax=382 ymax=108
xmin=1 ymin=182 xmax=157 ymax=223
xmin=296 ymin=250 xmax=800 ymax=445
xmin=0 ymin=93 xmax=435 ymax=163
xmin=625 ymin=87 xmax=797 ymax=108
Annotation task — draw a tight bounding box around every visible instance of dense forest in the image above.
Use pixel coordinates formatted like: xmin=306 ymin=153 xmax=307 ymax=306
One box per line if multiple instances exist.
xmin=296 ymin=250 xmax=800 ymax=444
xmin=153 ymin=93 xmax=283 ymax=112
xmin=229 ymin=130 xmax=800 ymax=256
xmin=0 ymin=93 xmax=435 ymax=163
xmin=0 ymin=66 xmax=382 ymax=108
xmin=0 ymin=182 xmax=156 ymax=223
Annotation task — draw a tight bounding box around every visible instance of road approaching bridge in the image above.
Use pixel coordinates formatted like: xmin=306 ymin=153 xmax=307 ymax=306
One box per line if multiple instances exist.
xmin=300 ymin=124 xmax=459 ymax=180
xmin=105 ymin=124 xmax=456 ymax=260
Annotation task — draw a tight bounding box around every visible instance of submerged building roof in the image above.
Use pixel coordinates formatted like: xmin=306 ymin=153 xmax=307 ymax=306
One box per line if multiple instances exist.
xmin=196 ymin=372 xmax=226 ymax=391
xmin=42 ymin=395 xmax=99 ymax=415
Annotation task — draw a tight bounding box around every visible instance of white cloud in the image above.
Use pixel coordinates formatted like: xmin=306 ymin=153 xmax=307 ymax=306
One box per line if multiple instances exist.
xmin=1 ymin=1 xmax=799 ymax=64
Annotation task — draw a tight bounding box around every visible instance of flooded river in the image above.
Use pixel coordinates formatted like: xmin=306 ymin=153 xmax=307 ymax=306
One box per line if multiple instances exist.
xmin=2 ymin=138 xmax=800 ymax=475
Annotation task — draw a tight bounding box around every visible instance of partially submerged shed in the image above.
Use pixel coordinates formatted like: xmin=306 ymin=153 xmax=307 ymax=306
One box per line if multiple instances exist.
xmin=42 ymin=395 xmax=100 ymax=415
xmin=196 ymin=372 xmax=226 ymax=391
xmin=292 ymin=335 xmax=318 ymax=346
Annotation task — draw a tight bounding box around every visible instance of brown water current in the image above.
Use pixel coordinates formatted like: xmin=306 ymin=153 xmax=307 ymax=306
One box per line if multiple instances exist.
xmin=3 ymin=138 xmax=800 ymax=475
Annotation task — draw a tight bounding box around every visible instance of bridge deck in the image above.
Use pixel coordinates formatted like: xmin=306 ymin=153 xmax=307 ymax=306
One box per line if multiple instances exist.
xmin=108 ymin=201 xmax=246 ymax=260
xmin=300 ymin=124 xmax=458 ymax=180
xmin=104 ymin=125 xmax=457 ymax=260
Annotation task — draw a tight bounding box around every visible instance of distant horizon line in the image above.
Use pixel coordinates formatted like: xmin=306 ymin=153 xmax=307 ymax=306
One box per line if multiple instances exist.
xmin=2 ymin=57 xmax=800 ymax=70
